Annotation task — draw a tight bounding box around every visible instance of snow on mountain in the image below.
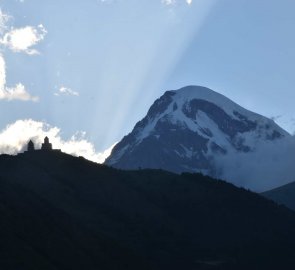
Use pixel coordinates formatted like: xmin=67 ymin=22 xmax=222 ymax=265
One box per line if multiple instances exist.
xmin=105 ymin=86 xmax=289 ymax=179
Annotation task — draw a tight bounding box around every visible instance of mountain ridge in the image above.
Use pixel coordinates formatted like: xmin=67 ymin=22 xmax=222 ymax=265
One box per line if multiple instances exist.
xmin=1 ymin=150 xmax=295 ymax=269
xmin=262 ymin=181 xmax=295 ymax=211
xmin=105 ymin=86 xmax=288 ymax=181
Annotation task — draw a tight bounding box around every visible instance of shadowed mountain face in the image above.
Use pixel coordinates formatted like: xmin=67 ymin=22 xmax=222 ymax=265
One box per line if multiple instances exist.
xmin=1 ymin=151 xmax=295 ymax=269
xmin=262 ymin=181 xmax=295 ymax=211
xmin=105 ymin=86 xmax=287 ymax=177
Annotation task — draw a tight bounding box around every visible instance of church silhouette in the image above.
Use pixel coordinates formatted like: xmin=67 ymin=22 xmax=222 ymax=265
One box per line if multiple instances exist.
xmin=26 ymin=137 xmax=60 ymax=153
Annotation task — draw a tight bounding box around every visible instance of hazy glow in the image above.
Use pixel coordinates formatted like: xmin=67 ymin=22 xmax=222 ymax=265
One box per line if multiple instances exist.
xmin=2 ymin=0 xmax=293 ymax=158
xmin=0 ymin=119 xmax=114 ymax=163
xmin=92 ymin=0 xmax=217 ymax=149
xmin=0 ymin=0 xmax=217 ymax=152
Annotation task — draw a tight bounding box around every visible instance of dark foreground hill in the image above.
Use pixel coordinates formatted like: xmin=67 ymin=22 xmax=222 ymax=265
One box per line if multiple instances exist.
xmin=1 ymin=151 xmax=295 ymax=269
xmin=262 ymin=181 xmax=295 ymax=211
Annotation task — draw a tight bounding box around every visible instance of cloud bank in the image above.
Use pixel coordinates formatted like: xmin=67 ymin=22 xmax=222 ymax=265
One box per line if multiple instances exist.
xmin=0 ymin=119 xmax=114 ymax=163
xmin=214 ymin=136 xmax=295 ymax=192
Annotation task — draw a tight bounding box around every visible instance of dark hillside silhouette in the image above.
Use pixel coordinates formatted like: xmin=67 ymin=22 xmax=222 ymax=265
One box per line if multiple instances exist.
xmin=262 ymin=181 xmax=295 ymax=211
xmin=0 ymin=151 xmax=295 ymax=269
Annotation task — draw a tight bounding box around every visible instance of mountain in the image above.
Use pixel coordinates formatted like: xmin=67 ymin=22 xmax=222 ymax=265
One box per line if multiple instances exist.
xmin=1 ymin=150 xmax=295 ymax=269
xmin=105 ymin=86 xmax=288 ymax=177
xmin=262 ymin=181 xmax=295 ymax=211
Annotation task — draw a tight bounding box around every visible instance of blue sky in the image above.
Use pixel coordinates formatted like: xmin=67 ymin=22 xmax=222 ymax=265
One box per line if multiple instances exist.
xmin=0 ymin=0 xmax=294 ymax=161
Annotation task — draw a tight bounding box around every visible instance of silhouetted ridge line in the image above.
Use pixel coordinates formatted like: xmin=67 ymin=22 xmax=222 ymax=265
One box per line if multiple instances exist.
xmin=0 ymin=152 xmax=295 ymax=269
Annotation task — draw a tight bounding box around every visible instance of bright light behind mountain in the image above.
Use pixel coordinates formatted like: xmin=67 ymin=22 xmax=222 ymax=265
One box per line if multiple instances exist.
xmin=0 ymin=0 xmax=216 ymax=157
xmin=0 ymin=0 xmax=294 ymax=160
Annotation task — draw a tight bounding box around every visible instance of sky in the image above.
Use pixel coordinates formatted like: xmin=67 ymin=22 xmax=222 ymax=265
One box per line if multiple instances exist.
xmin=0 ymin=0 xmax=294 ymax=162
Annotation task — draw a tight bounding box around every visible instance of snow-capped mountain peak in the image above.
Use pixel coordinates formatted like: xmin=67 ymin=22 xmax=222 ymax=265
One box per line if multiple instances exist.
xmin=105 ymin=86 xmax=288 ymax=175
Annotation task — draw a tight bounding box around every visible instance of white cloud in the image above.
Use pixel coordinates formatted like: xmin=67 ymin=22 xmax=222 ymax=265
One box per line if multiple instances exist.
xmin=97 ymin=0 xmax=117 ymax=3
xmin=0 ymin=24 xmax=47 ymax=55
xmin=0 ymin=54 xmax=38 ymax=101
xmin=161 ymin=0 xmax=192 ymax=5
xmin=0 ymin=119 xmax=115 ymax=163
xmin=214 ymin=136 xmax=295 ymax=192
xmin=54 ymin=86 xmax=79 ymax=97
xmin=162 ymin=0 xmax=176 ymax=5
xmin=99 ymin=0 xmax=192 ymax=5
xmin=0 ymin=10 xmax=46 ymax=101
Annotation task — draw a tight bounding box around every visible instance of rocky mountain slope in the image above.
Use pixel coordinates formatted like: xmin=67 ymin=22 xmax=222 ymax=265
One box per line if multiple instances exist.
xmin=105 ymin=86 xmax=288 ymax=177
